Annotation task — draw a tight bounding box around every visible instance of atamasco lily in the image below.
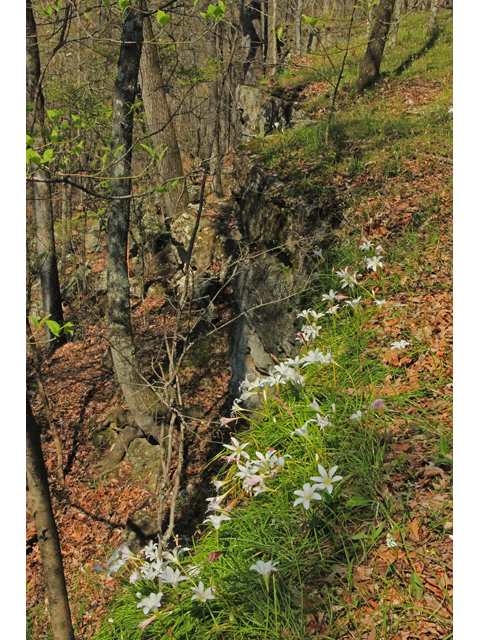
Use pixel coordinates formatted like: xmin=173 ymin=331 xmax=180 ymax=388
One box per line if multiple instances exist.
xmin=159 ymin=566 xmax=190 ymax=588
xmin=203 ymin=513 xmax=231 ymax=530
xmin=293 ymin=483 xmax=323 ymax=510
xmin=191 ymin=581 xmax=216 ymax=602
xmin=137 ymin=591 xmax=163 ymax=616
xmin=310 ymin=464 xmax=343 ymax=494
xmin=250 ymin=559 xmax=279 ymax=591
xmin=223 ymin=437 xmax=250 ymax=460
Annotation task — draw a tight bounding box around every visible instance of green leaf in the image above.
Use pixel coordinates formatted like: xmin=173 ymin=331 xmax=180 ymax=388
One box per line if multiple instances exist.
xmin=350 ymin=532 xmax=367 ymax=540
xmin=74 ymin=140 xmax=83 ymax=156
xmin=140 ymin=143 xmax=155 ymax=158
xmin=26 ymin=134 xmax=34 ymax=148
xmin=439 ymin=436 xmax=449 ymax=456
xmin=276 ymin=27 xmax=283 ymax=39
xmin=62 ymin=322 xmax=74 ymax=336
xmin=345 ymin=495 xmax=370 ymax=509
xmin=50 ymin=129 xmax=59 ymax=142
xmin=61 ymin=120 xmax=70 ymax=130
xmin=119 ymin=0 xmax=130 ymax=11
xmin=192 ymin=0 xmax=198 ymax=5
xmin=42 ymin=149 xmax=54 ymax=162
xmin=71 ymin=114 xmax=83 ymax=127
xmin=28 ymin=316 xmax=41 ymax=330
xmin=47 ymin=109 xmax=60 ymax=123
xmin=29 ymin=150 xmax=42 ymax=165
xmin=410 ymin=572 xmax=423 ymax=600
xmin=156 ymin=10 xmax=170 ymax=27
xmin=46 ymin=320 xmax=61 ymax=337
xmin=47 ymin=6 xmax=53 ymax=18
xmin=302 ymin=14 xmax=320 ymax=27
xmin=201 ymin=2 xmax=225 ymax=22
xmin=371 ymin=521 xmax=385 ymax=541
xmin=113 ymin=144 xmax=125 ymax=158
xmin=103 ymin=0 xmax=109 ymax=8
xmin=156 ymin=146 xmax=167 ymax=162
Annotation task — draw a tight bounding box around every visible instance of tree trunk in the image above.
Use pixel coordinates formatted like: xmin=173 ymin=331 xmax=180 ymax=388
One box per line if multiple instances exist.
xmin=295 ymin=0 xmax=303 ymax=55
xmin=268 ymin=0 xmax=278 ymax=71
xmin=207 ymin=26 xmax=224 ymax=200
xmin=26 ymin=1 xmax=64 ymax=344
xmin=242 ymin=0 xmax=263 ymax=83
xmin=139 ymin=1 xmax=189 ymax=219
xmin=106 ymin=5 xmax=165 ymax=440
xmin=389 ymin=0 xmax=402 ymax=47
xmin=426 ymin=0 xmax=439 ymax=38
xmin=357 ymin=0 xmax=396 ymax=92
xmin=26 ymin=396 xmax=74 ymax=640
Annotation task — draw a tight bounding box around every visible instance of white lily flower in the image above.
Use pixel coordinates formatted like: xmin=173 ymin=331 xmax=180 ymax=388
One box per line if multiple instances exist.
xmin=322 ymin=289 xmax=338 ymax=303
xmin=159 ymin=566 xmax=190 ymax=588
xmin=359 ymin=240 xmax=373 ymax=251
xmin=310 ymin=464 xmax=342 ymax=494
xmin=162 ymin=547 xmax=190 ymax=564
xmin=224 ymin=437 xmax=250 ymax=460
xmin=386 ymin=533 xmax=397 ymax=548
xmin=390 ymin=340 xmax=410 ymax=350
xmin=142 ymin=540 xmax=158 ymax=561
xmin=301 ymin=348 xmax=333 ymax=367
xmin=250 ymin=559 xmax=279 ymax=577
xmin=290 ymin=423 xmax=309 ymax=438
xmin=293 ymin=483 xmax=323 ymax=510
xmin=203 ymin=514 xmax=231 ymax=530
xmin=326 ymin=305 xmax=339 ymax=315
xmin=191 ymin=581 xmax=216 ymax=602
xmin=137 ymin=592 xmax=163 ymax=616
xmin=344 ymin=296 xmax=362 ymax=309
xmin=366 ymin=255 xmax=384 ymax=272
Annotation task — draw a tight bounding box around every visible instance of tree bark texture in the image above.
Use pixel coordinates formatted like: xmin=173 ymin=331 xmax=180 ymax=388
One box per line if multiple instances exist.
xmin=26 ymin=396 xmax=74 ymax=640
xmin=106 ymin=6 xmax=165 ymax=440
xmin=427 ymin=0 xmax=439 ymax=37
xmin=26 ymin=1 xmax=64 ymax=342
xmin=357 ymin=0 xmax=396 ymax=92
xmin=389 ymin=0 xmax=402 ymax=47
xmin=139 ymin=2 xmax=189 ymax=219
xmin=207 ymin=26 xmax=224 ymax=199
xmin=242 ymin=0 xmax=263 ymax=83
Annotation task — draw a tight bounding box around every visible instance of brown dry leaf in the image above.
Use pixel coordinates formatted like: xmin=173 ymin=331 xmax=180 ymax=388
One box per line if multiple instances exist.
xmin=409 ymin=519 xmax=421 ymax=540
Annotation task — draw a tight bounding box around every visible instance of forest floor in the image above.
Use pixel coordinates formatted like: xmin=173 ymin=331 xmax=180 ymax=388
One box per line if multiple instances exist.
xmin=27 ymin=20 xmax=452 ymax=640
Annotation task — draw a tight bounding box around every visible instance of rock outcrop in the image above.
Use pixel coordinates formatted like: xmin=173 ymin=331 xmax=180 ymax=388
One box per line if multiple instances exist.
xmin=228 ymin=150 xmax=335 ymax=398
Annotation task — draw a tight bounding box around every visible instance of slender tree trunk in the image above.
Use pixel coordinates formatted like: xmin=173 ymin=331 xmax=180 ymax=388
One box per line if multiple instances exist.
xmin=106 ymin=5 xmax=165 ymax=440
xmin=26 ymin=396 xmax=74 ymax=640
xmin=27 ymin=319 xmax=66 ymax=488
xmin=138 ymin=1 xmax=189 ymax=219
xmin=389 ymin=0 xmax=402 ymax=47
xmin=268 ymin=0 xmax=278 ymax=71
xmin=426 ymin=0 xmax=438 ymax=37
xmin=295 ymin=0 xmax=303 ymax=55
xmin=357 ymin=0 xmax=396 ymax=92
xmin=207 ymin=26 xmax=224 ymax=199
xmin=26 ymin=1 xmax=64 ymax=345
xmin=242 ymin=0 xmax=263 ymax=83
xmin=60 ymin=182 xmax=69 ymax=283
